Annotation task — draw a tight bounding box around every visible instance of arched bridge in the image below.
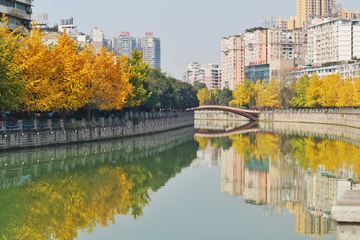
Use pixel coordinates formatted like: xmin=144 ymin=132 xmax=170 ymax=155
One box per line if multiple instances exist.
xmin=187 ymin=105 xmax=259 ymax=121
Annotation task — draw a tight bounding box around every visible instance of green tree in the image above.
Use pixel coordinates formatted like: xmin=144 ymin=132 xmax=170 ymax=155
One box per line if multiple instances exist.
xmin=0 ymin=20 xmax=24 ymax=111
xmin=218 ymin=88 xmax=233 ymax=106
xmin=193 ymin=81 xmax=207 ymax=92
xmin=289 ymin=74 xmax=310 ymax=108
xmin=126 ymin=49 xmax=152 ymax=107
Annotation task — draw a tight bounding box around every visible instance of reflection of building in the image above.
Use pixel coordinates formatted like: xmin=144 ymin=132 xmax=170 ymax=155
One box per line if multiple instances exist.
xmin=218 ymin=142 xmax=349 ymax=239
xmin=192 ymin=144 xmax=221 ymax=168
xmin=220 ymin=147 xmax=245 ymax=196
xmin=290 ymin=202 xmax=335 ymax=238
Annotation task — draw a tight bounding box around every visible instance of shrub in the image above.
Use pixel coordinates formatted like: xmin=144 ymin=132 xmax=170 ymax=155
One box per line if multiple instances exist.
xmin=133 ymin=116 xmax=141 ymax=126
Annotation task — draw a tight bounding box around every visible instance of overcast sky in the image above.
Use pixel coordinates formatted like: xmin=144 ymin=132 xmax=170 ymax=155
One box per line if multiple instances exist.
xmin=33 ymin=0 xmax=359 ymax=79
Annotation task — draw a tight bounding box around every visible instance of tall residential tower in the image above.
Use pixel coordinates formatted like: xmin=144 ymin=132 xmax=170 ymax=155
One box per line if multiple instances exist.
xmin=296 ymin=0 xmax=335 ymax=28
xmin=221 ymin=35 xmax=245 ymax=90
xmin=113 ymin=32 xmax=161 ymax=69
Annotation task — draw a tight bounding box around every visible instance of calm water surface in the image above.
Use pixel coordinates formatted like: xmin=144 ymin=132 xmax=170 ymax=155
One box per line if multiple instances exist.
xmin=1 ymin=122 xmax=359 ymax=239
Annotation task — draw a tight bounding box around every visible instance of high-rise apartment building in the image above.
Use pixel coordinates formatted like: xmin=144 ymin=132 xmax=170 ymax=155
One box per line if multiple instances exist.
xmin=306 ymin=18 xmax=360 ymax=64
xmin=337 ymin=9 xmax=359 ymax=19
xmin=182 ymin=62 xmax=221 ymax=90
xmin=90 ymin=27 xmax=105 ymax=49
xmin=113 ymin=33 xmax=161 ymax=69
xmin=244 ymin=28 xmax=304 ymax=65
xmin=221 ymin=35 xmax=245 ymax=90
xmin=296 ymin=0 xmax=335 ymax=28
xmin=136 ymin=36 xmax=161 ymax=69
xmin=0 ymin=0 xmax=32 ymax=31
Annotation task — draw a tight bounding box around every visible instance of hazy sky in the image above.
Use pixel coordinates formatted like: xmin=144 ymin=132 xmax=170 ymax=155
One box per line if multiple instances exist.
xmin=33 ymin=0 xmax=359 ymax=79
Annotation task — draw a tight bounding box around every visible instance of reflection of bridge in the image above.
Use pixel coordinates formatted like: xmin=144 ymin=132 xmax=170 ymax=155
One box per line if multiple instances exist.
xmin=194 ymin=121 xmax=259 ymax=138
xmin=187 ymin=105 xmax=259 ymax=121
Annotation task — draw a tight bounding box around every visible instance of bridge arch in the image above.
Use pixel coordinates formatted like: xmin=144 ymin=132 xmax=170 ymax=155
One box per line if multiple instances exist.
xmin=187 ymin=105 xmax=259 ymax=121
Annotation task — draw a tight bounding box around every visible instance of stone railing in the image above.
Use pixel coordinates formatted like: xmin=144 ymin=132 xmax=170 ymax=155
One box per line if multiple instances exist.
xmin=0 ymin=112 xmax=194 ymax=149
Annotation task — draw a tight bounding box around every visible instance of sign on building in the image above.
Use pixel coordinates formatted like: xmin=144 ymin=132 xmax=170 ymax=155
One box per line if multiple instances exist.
xmin=61 ymin=17 xmax=74 ymax=26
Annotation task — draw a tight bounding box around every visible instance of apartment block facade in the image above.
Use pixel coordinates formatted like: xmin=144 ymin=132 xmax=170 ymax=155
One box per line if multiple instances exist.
xmin=113 ymin=34 xmax=161 ymax=69
xmin=305 ymin=18 xmax=360 ymax=64
xmin=182 ymin=62 xmax=221 ymax=90
xmin=221 ymin=35 xmax=245 ymax=90
xmin=0 ymin=0 xmax=32 ymax=31
xmin=296 ymin=0 xmax=335 ymax=28
xmin=244 ymin=28 xmax=304 ymax=66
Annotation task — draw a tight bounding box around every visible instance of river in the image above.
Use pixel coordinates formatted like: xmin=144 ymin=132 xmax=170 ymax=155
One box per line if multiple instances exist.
xmin=0 ymin=120 xmax=358 ymax=239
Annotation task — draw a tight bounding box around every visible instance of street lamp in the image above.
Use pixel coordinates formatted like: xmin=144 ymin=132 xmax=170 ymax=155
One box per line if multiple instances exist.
xmin=34 ymin=98 xmax=37 ymax=121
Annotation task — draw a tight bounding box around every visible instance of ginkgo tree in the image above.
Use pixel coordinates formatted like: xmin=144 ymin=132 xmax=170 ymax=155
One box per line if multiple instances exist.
xmin=0 ymin=18 xmax=25 ymax=111
xmin=197 ymin=87 xmax=211 ymax=105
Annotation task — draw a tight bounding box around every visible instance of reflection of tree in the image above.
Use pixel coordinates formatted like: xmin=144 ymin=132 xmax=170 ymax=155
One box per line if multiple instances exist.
xmin=200 ymin=132 xmax=360 ymax=178
xmin=0 ymin=165 xmax=150 ymax=239
xmin=0 ymin=136 xmax=200 ymax=240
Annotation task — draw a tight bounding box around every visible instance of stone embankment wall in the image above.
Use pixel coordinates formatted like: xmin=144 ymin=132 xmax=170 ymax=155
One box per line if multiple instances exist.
xmin=0 ymin=113 xmax=194 ymax=150
xmin=260 ymin=111 xmax=360 ymax=128
xmin=260 ymin=121 xmax=360 ymax=147
xmin=195 ymin=110 xmax=248 ymax=121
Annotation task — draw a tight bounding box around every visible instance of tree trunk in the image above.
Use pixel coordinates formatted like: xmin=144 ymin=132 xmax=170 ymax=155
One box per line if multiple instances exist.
xmin=86 ymin=105 xmax=91 ymax=121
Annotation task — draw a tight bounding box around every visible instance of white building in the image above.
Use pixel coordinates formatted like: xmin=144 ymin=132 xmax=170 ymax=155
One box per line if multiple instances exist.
xmin=182 ymin=62 xmax=221 ymax=90
xmin=113 ymin=33 xmax=161 ymax=69
xmin=306 ymin=18 xmax=360 ymax=64
xmin=90 ymin=27 xmax=105 ymax=49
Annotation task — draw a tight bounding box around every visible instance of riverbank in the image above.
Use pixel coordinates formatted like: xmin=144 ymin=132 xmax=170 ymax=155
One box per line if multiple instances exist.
xmin=0 ymin=112 xmax=194 ymax=150
xmin=260 ymin=110 xmax=360 ymax=128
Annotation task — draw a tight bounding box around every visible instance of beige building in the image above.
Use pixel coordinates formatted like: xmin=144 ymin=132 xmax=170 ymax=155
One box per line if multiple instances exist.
xmin=296 ymin=0 xmax=335 ymax=28
xmin=245 ymin=28 xmax=304 ymax=66
xmin=337 ymin=8 xmax=359 ymax=19
xmin=221 ymin=35 xmax=245 ymax=90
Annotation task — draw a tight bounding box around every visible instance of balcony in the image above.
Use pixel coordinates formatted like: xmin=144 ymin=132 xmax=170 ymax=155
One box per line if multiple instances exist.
xmin=0 ymin=5 xmax=31 ymax=20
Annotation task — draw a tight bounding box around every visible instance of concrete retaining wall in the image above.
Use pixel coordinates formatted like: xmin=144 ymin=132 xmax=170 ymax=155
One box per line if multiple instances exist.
xmin=195 ymin=110 xmax=248 ymax=121
xmin=260 ymin=111 xmax=360 ymax=128
xmin=260 ymin=121 xmax=360 ymax=147
xmin=0 ymin=113 xmax=194 ymax=150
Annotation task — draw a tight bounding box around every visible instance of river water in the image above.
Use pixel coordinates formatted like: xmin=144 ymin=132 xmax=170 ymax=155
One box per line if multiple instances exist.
xmin=0 ymin=121 xmax=359 ymax=239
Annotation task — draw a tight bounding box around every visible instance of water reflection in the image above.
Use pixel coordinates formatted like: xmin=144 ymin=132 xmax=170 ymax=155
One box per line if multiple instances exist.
xmin=194 ymin=131 xmax=359 ymax=239
xmin=0 ymin=127 xmax=198 ymax=239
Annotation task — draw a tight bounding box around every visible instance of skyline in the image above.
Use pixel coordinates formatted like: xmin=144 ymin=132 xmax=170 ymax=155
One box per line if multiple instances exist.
xmin=33 ymin=0 xmax=359 ymax=79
